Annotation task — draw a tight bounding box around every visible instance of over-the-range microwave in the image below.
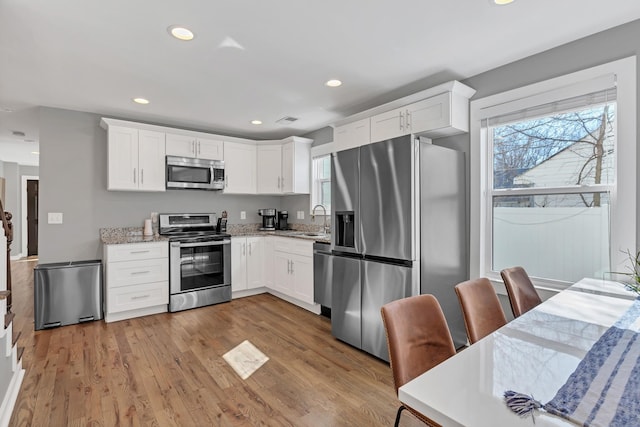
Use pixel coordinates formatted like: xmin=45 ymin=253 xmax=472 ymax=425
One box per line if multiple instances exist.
xmin=166 ymin=155 xmax=225 ymax=190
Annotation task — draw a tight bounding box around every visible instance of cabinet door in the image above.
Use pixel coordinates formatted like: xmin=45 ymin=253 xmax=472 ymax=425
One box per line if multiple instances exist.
xmin=246 ymin=237 xmax=264 ymax=289
xmin=166 ymin=133 xmax=196 ymax=157
xmin=273 ymin=252 xmax=293 ymax=295
xmin=291 ymin=253 xmax=314 ymax=304
xmin=231 ymin=238 xmax=247 ymax=292
xmin=370 ymin=107 xmax=406 ymax=143
xmin=224 ymin=142 xmax=257 ymax=194
xmin=138 ymin=130 xmax=166 ymax=191
xmin=256 ymin=145 xmax=282 ymax=194
xmin=335 ymin=118 xmax=370 ymax=152
xmin=108 ymin=126 xmax=139 ymax=190
xmin=407 ymin=92 xmax=451 ymax=136
xmin=197 ymin=137 xmax=224 ymax=160
xmin=264 ymin=237 xmax=275 ymax=289
xmin=281 ymin=142 xmax=294 ymax=193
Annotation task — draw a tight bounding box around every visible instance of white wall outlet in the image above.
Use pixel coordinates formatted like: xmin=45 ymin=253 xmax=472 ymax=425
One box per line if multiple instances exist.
xmin=48 ymin=212 xmax=63 ymax=224
xmin=240 ymin=211 xmax=246 ymax=220
xmin=297 ymin=210 xmax=304 ymax=220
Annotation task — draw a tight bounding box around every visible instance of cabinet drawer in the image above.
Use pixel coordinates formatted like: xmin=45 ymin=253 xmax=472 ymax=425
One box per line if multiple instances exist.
xmin=106 ymin=242 xmax=168 ymax=262
xmin=107 ymin=258 xmax=168 ymax=287
xmin=107 ymin=281 xmax=168 ymax=314
xmin=273 ymin=238 xmax=313 ymax=256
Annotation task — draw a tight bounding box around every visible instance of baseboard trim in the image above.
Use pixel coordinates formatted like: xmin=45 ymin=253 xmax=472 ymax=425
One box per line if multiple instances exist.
xmin=0 ymin=366 xmax=25 ymax=427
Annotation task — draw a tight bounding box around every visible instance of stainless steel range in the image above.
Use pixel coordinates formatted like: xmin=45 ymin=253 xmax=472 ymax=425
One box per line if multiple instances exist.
xmin=159 ymin=213 xmax=231 ymax=312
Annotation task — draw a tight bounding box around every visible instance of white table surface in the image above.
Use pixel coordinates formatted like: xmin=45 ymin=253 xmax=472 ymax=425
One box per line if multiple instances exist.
xmin=398 ymin=278 xmax=638 ymax=427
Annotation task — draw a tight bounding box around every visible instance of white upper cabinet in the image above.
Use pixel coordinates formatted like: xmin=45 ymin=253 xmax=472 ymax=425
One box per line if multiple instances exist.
xmin=335 ymin=80 xmax=476 ymax=145
xmin=223 ymin=141 xmax=257 ymax=194
xmin=334 ymin=118 xmax=370 ymax=152
xmin=107 ymin=125 xmax=166 ymax=192
xmin=256 ymin=137 xmax=312 ymax=195
xmin=257 ymin=144 xmax=282 ymax=193
xmin=166 ymin=133 xmax=223 ymax=160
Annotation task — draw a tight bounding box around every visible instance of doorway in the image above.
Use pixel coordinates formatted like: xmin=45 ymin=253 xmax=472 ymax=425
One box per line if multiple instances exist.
xmin=27 ymin=180 xmax=38 ymax=256
xmin=21 ymin=175 xmax=39 ymax=258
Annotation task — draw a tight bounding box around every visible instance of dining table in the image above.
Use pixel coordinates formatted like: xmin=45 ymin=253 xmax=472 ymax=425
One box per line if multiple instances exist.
xmin=398 ymin=277 xmax=640 ymax=426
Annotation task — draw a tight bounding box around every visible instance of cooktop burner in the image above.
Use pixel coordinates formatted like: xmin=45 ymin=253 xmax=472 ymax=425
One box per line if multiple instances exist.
xmin=158 ymin=213 xmax=230 ymax=242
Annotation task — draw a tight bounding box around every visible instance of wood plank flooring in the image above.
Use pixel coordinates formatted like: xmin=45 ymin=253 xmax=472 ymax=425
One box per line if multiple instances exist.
xmin=8 ymin=259 xmax=424 ymax=426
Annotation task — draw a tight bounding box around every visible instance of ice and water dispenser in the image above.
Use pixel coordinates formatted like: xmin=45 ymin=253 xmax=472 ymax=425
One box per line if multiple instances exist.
xmin=334 ymin=211 xmax=355 ymax=249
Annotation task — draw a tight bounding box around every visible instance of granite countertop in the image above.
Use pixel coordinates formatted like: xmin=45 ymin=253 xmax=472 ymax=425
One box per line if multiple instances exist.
xmin=100 ymin=227 xmax=169 ymax=245
xmin=227 ymin=224 xmax=331 ymax=243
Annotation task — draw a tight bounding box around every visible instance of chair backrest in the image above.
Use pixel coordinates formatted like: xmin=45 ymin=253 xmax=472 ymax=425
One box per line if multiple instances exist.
xmin=500 ymin=266 xmax=542 ymax=318
xmin=381 ymin=295 xmax=456 ymax=394
xmin=455 ymin=278 xmax=507 ymax=344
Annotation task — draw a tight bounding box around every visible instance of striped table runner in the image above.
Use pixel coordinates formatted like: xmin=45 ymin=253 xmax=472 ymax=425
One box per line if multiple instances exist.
xmin=505 ymin=298 xmax=640 ymax=426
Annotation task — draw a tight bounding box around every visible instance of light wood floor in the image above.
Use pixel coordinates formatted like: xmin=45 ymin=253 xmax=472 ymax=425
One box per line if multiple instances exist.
xmin=8 ymin=259 xmax=424 ymax=426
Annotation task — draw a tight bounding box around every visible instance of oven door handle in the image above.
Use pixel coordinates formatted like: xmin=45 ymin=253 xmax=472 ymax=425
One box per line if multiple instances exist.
xmin=176 ymin=239 xmax=231 ymax=248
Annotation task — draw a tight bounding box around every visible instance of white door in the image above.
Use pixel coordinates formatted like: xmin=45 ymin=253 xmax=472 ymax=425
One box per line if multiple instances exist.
xmin=196 ymin=138 xmax=224 ymax=160
xmin=138 ymin=130 xmax=166 ymax=191
xmin=108 ymin=126 xmax=139 ymax=190
xmin=273 ymin=252 xmax=292 ymax=295
xmin=166 ymin=133 xmax=196 ymax=157
xmin=407 ymin=92 xmax=451 ymax=135
xmin=291 ymin=253 xmax=314 ymax=304
xmin=281 ymin=142 xmax=294 ymax=193
xmin=246 ymin=237 xmax=264 ymax=289
xmin=370 ymin=107 xmax=406 ymax=143
xmin=335 ymin=118 xmax=370 ymax=152
xmin=224 ymin=142 xmax=257 ymax=194
xmin=231 ymin=238 xmax=247 ymax=292
xmin=257 ymin=145 xmax=282 ymax=194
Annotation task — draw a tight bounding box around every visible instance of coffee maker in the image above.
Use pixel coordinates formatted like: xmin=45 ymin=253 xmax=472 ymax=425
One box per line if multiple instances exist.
xmin=277 ymin=210 xmax=290 ymax=230
xmin=258 ymin=208 xmax=276 ymax=230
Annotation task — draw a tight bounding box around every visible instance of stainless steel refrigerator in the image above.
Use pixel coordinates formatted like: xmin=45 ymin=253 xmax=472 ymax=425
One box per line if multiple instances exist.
xmin=331 ymin=135 xmax=467 ymax=361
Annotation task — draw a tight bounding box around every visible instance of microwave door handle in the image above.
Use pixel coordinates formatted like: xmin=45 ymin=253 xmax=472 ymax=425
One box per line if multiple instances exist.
xmin=179 ymin=239 xmax=231 ymax=248
xmin=210 ymin=166 xmax=215 ymax=183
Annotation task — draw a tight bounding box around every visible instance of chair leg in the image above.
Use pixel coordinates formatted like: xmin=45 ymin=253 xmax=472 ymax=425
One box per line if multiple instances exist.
xmin=394 ymin=405 xmax=406 ymax=427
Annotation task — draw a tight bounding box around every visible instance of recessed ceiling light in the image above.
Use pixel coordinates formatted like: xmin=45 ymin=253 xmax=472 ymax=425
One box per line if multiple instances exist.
xmin=31 ymin=151 xmax=39 ymax=155
xmin=325 ymin=79 xmax=342 ymax=88
xmin=133 ymin=97 xmax=150 ymax=105
xmin=494 ymin=0 xmax=514 ymax=4
xmin=251 ymin=120 xmax=263 ymax=125
xmin=168 ymin=25 xmax=195 ymax=41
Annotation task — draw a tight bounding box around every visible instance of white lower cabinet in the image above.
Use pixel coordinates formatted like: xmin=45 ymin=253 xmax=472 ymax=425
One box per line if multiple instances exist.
xmin=269 ymin=237 xmax=316 ymax=307
xmin=231 ymin=236 xmax=264 ymax=292
xmin=103 ymin=241 xmax=169 ymax=322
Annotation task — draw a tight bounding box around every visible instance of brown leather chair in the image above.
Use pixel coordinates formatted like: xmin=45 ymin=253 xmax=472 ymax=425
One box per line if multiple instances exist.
xmin=381 ymin=294 xmax=456 ymax=427
xmin=454 ymin=278 xmax=507 ymax=344
xmin=500 ymin=266 xmax=542 ymax=317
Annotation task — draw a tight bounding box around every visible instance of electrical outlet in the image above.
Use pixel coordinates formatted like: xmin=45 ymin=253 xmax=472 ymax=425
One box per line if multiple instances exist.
xmin=240 ymin=211 xmax=246 ymax=220
xmin=297 ymin=211 xmax=304 ymax=220
xmin=48 ymin=212 xmax=63 ymax=224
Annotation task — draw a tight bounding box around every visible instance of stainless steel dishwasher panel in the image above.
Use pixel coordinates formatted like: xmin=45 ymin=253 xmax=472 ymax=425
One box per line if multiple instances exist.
xmin=361 ymin=259 xmax=414 ymax=362
xmin=34 ymin=260 xmax=103 ymax=330
xmin=313 ymin=242 xmax=333 ymax=309
xmin=331 ymin=255 xmax=361 ymax=348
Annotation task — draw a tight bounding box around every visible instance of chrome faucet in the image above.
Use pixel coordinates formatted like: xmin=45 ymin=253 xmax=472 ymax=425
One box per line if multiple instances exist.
xmin=312 ymin=204 xmax=329 ymax=234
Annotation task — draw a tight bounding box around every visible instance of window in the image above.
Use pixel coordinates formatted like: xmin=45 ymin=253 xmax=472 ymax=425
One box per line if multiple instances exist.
xmin=310 ymin=142 xmax=334 ymax=215
xmin=470 ymin=57 xmax=636 ymax=289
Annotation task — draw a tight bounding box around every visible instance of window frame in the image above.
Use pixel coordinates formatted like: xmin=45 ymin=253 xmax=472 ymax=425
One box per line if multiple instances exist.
xmin=470 ymin=57 xmax=636 ymax=291
xmin=309 ymin=142 xmax=335 ymax=216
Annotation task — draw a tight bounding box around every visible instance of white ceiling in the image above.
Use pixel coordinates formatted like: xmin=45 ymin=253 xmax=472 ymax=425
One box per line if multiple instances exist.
xmin=2 ymin=0 xmax=640 ymax=166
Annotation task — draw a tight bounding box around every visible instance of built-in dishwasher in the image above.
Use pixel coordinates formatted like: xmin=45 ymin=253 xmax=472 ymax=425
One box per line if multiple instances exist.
xmin=313 ymin=241 xmax=332 ymax=317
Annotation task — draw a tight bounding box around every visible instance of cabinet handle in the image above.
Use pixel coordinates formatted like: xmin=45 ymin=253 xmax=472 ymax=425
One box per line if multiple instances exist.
xmin=198 ymin=141 xmax=201 ymax=155
xmin=192 ymin=141 xmax=196 ymax=155
xmin=287 ymin=259 xmax=291 ymax=274
xmin=399 ymin=111 xmax=404 ymax=131
xmin=131 ymin=271 xmax=150 ymax=275
xmin=133 ymin=168 xmax=137 ymax=184
xmin=249 ymin=242 xmax=252 ymax=256
xmin=141 ymin=169 xmax=144 ymax=184
xmin=130 ymin=250 xmax=150 ymax=254
xmin=277 ymin=176 xmax=281 ymax=189
xmin=132 ymin=294 xmax=150 ymax=300
xmin=406 ymin=110 xmax=411 ymax=130
xmin=290 ymin=260 xmax=294 ymax=274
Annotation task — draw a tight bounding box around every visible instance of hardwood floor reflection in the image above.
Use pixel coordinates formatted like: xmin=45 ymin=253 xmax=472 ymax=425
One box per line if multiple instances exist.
xmin=9 ymin=258 xmax=424 ymax=426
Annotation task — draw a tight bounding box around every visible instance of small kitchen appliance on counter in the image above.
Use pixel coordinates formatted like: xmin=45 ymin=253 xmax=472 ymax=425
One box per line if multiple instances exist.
xmin=258 ymin=208 xmax=277 ymax=230
xmin=277 ymin=210 xmax=290 ymax=230
xmin=216 ymin=210 xmax=228 ymax=232
xmin=159 ymin=213 xmax=231 ymax=312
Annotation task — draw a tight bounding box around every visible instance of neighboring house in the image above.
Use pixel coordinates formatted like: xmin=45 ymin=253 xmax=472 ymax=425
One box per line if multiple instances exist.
xmin=513 ymin=134 xmax=614 ymax=207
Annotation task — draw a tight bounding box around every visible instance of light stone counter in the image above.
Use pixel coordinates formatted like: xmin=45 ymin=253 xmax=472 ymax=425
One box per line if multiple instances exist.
xmin=100 ymin=227 xmax=169 ymax=245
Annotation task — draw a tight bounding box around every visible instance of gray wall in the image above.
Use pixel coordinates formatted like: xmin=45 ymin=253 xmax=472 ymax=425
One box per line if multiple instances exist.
xmin=38 ymin=108 xmax=315 ymax=263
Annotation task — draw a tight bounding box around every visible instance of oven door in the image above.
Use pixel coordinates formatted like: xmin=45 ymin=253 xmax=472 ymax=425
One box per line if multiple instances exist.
xmin=170 ymin=239 xmax=231 ymax=294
